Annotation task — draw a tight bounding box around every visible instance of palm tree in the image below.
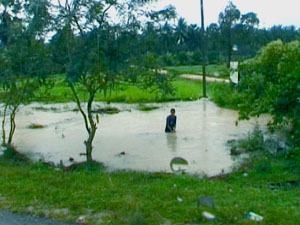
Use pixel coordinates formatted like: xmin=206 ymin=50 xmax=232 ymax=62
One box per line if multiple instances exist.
xmin=175 ymin=17 xmax=188 ymax=45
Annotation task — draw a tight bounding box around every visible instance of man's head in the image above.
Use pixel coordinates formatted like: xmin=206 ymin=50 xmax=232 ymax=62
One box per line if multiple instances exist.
xmin=170 ymin=108 xmax=175 ymax=116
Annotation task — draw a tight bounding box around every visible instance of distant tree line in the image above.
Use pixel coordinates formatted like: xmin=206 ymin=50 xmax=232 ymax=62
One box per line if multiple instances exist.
xmin=134 ymin=2 xmax=300 ymax=67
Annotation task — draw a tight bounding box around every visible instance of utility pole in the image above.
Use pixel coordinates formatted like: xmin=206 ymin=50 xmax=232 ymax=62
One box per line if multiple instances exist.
xmin=200 ymin=0 xmax=207 ymax=97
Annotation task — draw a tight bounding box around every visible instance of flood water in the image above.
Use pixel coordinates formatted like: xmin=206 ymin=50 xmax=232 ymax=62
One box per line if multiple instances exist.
xmin=8 ymin=99 xmax=270 ymax=176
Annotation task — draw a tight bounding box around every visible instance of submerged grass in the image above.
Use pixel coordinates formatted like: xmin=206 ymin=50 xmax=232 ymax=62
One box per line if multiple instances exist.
xmin=136 ymin=104 xmax=160 ymax=111
xmin=1 ymin=146 xmax=300 ymax=225
xmin=27 ymin=123 xmax=46 ymax=129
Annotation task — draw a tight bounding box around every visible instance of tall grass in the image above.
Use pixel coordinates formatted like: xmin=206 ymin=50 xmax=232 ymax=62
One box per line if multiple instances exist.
xmin=208 ymin=82 xmax=243 ymax=110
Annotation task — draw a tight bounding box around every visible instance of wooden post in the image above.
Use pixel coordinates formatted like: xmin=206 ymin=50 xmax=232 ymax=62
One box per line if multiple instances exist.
xmin=200 ymin=0 xmax=207 ymax=98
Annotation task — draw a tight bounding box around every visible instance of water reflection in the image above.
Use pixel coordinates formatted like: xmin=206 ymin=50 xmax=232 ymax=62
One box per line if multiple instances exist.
xmin=170 ymin=157 xmax=189 ymax=173
xmin=166 ymin=133 xmax=177 ymax=153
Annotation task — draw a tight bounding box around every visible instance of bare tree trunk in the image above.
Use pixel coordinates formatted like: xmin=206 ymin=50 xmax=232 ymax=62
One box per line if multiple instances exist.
xmin=69 ymin=83 xmax=97 ymax=161
xmin=8 ymin=107 xmax=17 ymax=146
xmin=84 ymin=125 xmax=96 ymax=161
xmin=2 ymin=105 xmax=8 ymax=146
xmin=85 ymin=92 xmax=97 ymax=162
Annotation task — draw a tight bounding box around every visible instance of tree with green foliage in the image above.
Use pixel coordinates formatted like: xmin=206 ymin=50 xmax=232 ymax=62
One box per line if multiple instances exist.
xmin=239 ymin=39 xmax=300 ymax=145
xmin=174 ymin=17 xmax=188 ymax=46
xmin=218 ymin=1 xmax=240 ymax=68
xmin=233 ymin=12 xmax=259 ymax=59
xmin=51 ymin=0 xmax=175 ymax=161
xmin=0 ymin=0 xmax=52 ymax=147
xmin=158 ymin=22 xmax=175 ymax=54
xmin=206 ymin=23 xmax=221 ymax=63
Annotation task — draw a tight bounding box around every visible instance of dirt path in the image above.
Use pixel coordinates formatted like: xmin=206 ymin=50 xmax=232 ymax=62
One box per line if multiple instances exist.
xmin=0 ymin=210 xmax=78 ymax=225
xmin=180 ymin=74 xmax=230 ymax=83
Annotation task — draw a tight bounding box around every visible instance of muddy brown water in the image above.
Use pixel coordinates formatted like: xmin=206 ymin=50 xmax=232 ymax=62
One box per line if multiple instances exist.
xmin=5 ymin=99 xmax=270 ymax=176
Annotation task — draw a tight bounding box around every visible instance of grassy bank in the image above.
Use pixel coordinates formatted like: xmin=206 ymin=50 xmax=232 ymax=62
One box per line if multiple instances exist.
xmin=165 ymin=64 xmax=228 ymax=77
xmin=1 ymin=145 xmax=300 ymax=225
xmin=36 ymin=77 xmax=206 ymax=103
xmin=36 ymin=75 xmax=238 ymax=107
xmin=208 ymin=82 xmax=244 ymax=110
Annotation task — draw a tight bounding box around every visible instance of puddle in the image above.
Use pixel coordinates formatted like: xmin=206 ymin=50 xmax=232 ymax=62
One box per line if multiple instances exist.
xmin=2 ymin=99 xmax=271 ymax=176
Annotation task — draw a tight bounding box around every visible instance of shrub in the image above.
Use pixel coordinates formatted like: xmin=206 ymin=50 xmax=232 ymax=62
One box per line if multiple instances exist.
xmin=238 ymin=40 xmax=300 ymax=145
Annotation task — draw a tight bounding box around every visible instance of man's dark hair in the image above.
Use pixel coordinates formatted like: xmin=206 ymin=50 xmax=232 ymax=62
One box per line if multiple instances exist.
xmin=170 ymin=108 xmax=175 ymax=113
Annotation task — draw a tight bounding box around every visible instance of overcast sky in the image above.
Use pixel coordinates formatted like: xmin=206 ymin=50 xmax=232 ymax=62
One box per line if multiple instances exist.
xmin=51 ymin=0 xmax=300 ymax=28
xmin=155 ymin=0 xmax=300 ymax=28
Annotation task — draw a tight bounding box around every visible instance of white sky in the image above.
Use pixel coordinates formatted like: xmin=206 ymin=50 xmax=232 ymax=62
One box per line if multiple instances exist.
xmin=156 ymin=0 xmax=300 ymax=28
xmin=50 ymin=0 xmax=300 ymax=28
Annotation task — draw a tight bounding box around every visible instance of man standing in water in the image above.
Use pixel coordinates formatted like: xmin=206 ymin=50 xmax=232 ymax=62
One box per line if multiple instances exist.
xmin=165 ymin=108 xmax=176 ymax=133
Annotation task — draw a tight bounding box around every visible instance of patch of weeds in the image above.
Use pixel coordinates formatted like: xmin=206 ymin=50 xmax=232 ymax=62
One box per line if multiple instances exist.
xmin=92 ymin=106 xmax=120 ymax=114
xmin=126 ymin=212 xmax=148 ymax=225
xmin=208 ymin=82 xmax=243 ymax=110
xmin=27 ymin=123 xmax=46 ymax=129
xmin=218 ymin=67 xmax=230 ymax=78
xmin=229 ymin=125 xmax=265 ymax=154
xmin=285 ymin=147 xmax=300 ymax=163
xmin=282 ymin=147 xmax=300 ymax=172
xmin=64 ymin=160 xmax=105 ymax=173
xmin=72 ymin=108 xmax=79 ymax=112
xmin=242 ymin=125 xmax=264 ymax=152
xmin=269 ymin=180 xmax=300 ymax=190
xmin=73 ymin=106 xmax=121 ymax=114
xmin=0 ymin=145 xmax=29 ymax=163
xmin=32 ymin=106 xmax=59 ymax=112
xmin=255 ymin=162 xmax=272 ymax=173
xmin=30 ymin=161 xmax=56 ymax=171
xmin=136 ymin=104 xmax=159 ymax=111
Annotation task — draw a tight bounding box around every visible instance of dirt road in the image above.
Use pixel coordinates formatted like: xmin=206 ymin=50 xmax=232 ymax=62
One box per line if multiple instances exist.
xmin=180 ymin=74 xmax=230 ymax=83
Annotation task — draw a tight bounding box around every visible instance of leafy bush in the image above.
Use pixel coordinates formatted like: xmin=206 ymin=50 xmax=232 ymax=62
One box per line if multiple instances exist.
xmin=218 ymin=67 xmax=230 ymax=78
xmin=159 ymin=53 xmax=177 ymax=66
xmin=1 ymin=145 xmax=29 ymax=163
xmin=208 ymin=83 xmax=244 ymax=109
xmin=190 ymin=50 xmax=202 ymax=65
xmin=238 ymin=39 xmax=300 ymax=145
xmin=207 ymin=51 xmax=220 ymax=64
xmin=244 ymin=125 xmax=265 ymax=151
xmin=230 ymin=125 xmax=265 ymax=152
xmin=176 ymin=51 xmax=192 ymax=65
